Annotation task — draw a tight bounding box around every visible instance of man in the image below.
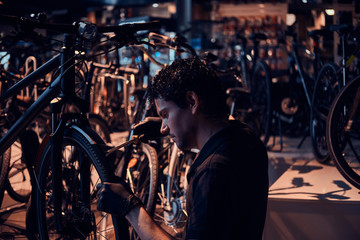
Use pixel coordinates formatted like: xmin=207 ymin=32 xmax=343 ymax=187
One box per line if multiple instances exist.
xmin=97 ymin=57 xmax=269 ymax=240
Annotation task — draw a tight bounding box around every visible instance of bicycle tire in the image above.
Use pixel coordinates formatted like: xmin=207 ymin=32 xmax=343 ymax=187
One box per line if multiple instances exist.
xmin=130 ymin=143 xmax=158 ymax=214
xmin=36 ymin=126 xmax=124 ymax=239
xmin=327 ymin=75 xmax=360 ymax=189
xmin=250 ymin=60 xmax=272 ymax=146
xmin=89 ymin=113 xmax=112 ymax=143
xmin=310 ymin=62 xmax=341 ymax=163
xmin=127 ymin=143 xmax=158 ymax=240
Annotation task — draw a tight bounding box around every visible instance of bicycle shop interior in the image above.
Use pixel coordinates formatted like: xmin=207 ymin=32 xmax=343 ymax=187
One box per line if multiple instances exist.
xmin=0 ymin=0 xmax=360 ymax=239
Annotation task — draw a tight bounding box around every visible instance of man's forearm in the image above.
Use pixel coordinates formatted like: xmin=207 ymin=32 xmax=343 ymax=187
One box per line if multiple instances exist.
xmin=126 ymin=205 xmax=176 ymax=240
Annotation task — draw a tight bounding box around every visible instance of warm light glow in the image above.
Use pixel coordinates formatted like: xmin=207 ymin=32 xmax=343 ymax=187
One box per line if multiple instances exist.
xmin=128 ymin=158 xmax=138 ymax=168
xmin=168 ymin=4 xmax=176 ymax=14
xmin=325 ymin=9 xmax=335 ymax=16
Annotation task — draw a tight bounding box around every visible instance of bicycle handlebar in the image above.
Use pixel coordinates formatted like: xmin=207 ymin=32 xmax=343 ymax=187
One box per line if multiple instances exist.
xmin=148 ymin=32 xmax=197 ymax=56
xmin=98 ymin=21 xmax=161 ymax=35
xmin=0 ymin=14 xmax=161 ymax=46
xmin=148 ymin=32 xmax=171 ymax=45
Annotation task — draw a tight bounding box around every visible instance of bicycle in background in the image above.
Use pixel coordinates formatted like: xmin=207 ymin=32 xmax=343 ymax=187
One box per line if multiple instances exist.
xmin=202 ymin=31 xmax=272 ymax=147
xmin=269 ymin=22 xmax=327 ymax=151
xmin=326 ymin=74 xmax=360 ymax=190
xmin=311 ymin=23 xmax=360 ymax=163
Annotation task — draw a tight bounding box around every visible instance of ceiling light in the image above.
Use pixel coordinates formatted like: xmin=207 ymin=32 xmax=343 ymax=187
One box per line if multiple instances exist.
xmin=325 ymin=9 xmax=335 ymax=16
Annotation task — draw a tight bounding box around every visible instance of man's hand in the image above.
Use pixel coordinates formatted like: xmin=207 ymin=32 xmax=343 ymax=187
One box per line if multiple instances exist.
xmin=97 ymin=181 xmax=142 ymax=217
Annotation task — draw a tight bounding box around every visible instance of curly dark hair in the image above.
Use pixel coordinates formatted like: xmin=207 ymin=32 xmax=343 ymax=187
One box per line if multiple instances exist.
xmin=148 ymin=57 xmax=229 ymax=119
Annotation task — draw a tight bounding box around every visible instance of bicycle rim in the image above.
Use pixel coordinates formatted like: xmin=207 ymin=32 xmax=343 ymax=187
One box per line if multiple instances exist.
xmin=36 ymin=127 xmax=121 ymax=239
xmin=327 ymin=76 xmax=360 ymax=189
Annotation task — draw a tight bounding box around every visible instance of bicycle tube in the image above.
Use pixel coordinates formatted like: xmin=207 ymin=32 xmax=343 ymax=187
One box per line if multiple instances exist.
xmin=310 ymin=62 xmax=341 ymax=163
xmin=35 ymin=126 xmax=128 ymax=239
xmin=327 ymin=75 xmax=360 ymax=189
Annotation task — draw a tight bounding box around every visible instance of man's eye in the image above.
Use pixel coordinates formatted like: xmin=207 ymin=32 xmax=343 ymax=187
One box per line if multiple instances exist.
xmin=161 ymin=112 xmax=168 ymax=118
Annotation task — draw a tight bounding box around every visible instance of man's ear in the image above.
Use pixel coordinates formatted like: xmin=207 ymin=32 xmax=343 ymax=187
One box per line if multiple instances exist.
xmin=186 ymin=91 xmax=200 ymax=114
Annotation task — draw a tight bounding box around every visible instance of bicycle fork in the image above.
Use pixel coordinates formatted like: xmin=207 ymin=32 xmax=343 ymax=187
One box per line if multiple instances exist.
xmin=50 ymin=34 xmax=78 ymax=233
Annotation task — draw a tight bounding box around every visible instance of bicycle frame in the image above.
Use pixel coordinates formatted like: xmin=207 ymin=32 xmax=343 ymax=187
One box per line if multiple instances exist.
xmin=88 ymin=61 xmax=140 ymax=130
xmin=235 ymin=32 xmax=267 ymax=90
xmin=289 ymin=42 xmax=312 ymax=107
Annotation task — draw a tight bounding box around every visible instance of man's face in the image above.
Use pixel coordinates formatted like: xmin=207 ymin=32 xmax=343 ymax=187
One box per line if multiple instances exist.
xmin=155 ymin=98 xmax=197 ymax=151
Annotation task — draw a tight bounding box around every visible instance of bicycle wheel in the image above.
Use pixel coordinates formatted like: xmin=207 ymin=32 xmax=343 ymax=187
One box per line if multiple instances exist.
xmin=127 ymin=143 xmax=158 ymax=214
xmin=5 ymin=138 xmax=32 ymax=203
xmin=327 ymin=76 xmax=360 ymax=189
xmin=250 ymin=60 xmax=272 ymax=146
xmin=6 ymin=117 xmax=48 ymax=203
xmin=89 ymin=113 xmax=111 ymax=143
xmin=153 ymin=142 xmax=194 ymax=238
xmin=310 ymin=62 xmax=341 ymax=163
xmin=36 ymin=126 xmax=124 ymax=239
xmin=125 ymin=143 xmax=158 ymax=240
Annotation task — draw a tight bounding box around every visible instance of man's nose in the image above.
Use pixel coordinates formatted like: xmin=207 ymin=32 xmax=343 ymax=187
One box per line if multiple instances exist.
xmin=160 ymin=122 xmax=169 ymax=135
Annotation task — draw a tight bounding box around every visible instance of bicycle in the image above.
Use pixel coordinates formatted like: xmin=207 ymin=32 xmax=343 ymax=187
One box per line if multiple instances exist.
xmin=0 ymin=41 xmax=112 ymax=208
xmin=88 ymin=60 xmax=141 ymax=131
xmin=270 ymin=22 xmax=326 ymax=151
xmin=207 ymin=31 xmax=273 ymax=146
xmin=0 ymin=26 xmax=113 ymax=202
xmin=310 ymin=23 xmax=360 ymax=163
xmin=0 ymin=13 xmax=159 ymax=239
xmin=326 ymin=74 xmax=360 ymax=190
